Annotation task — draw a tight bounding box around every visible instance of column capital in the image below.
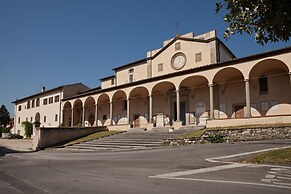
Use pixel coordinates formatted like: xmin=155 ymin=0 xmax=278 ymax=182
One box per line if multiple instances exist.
xmin=175 ymin=89 xmax=180 ymax=93
xmin=244 ymin=79 xmax=250 ymax=82
xmin=289 ymin=72 xmax=291 ymax=75
xmin=208 ymin=83 xmax=213 ymax=87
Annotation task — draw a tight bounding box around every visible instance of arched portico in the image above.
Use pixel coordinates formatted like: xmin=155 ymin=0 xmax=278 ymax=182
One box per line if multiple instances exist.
xmin=111 ymin=90 xmax=127 ymax=125
xmin=151 ymin=81 xmax=176 ymax=127
xmin=73 ymin=99 xmax=83 ymax=126
xmin=97 ymin=94 xmax=110 ymax=126
xmin=213 ymin=67 xmax=245 ymax=119
xmin=179 ymin=75 xmax=209 ymax=125
xmin=63 ymin=102 xmax=72 ymax=127
xmin=84 ymin=97 xmax=96 ymax=127
xmin=249 ymin=59 xmax=291 ymax=117
xmin=129 ymin=86 xmax=149 ymax=128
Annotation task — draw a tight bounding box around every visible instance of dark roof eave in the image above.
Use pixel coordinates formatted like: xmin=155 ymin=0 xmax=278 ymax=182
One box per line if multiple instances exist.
xmin=99 ymin=75 xmax=115 ymax=81
xmin=112 ymin=58 xmax=148 ymax=71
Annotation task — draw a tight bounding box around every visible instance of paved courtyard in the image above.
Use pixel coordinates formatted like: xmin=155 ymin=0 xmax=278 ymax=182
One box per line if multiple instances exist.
xmin=0 ymin=139 xmax=291 ymax=193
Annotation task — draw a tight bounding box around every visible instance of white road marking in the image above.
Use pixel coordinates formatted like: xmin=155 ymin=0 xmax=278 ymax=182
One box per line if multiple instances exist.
xmin=274 ymin=182 xmax=291 ymax=186
xmin=261 ymin=178 xmax=278 ymax=183
xmin=150 ymin=163 xmax=249 ymax=178
xmin=278 ymin=176 xmax=291 ymax=180
xmin=150 ymin=145 xmax=291 ymax=190
xmin=160 ymin=177 xmax=291 ymax=190
xmin=206 ymin=145 xmax=291 ymax=164
xmin=265 ymin=174 xmax=276 ymax=179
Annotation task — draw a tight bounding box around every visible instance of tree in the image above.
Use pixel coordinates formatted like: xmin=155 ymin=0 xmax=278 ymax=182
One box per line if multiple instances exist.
xmin=0 ymin=105 xmax=10 ymax=128
xmin=216 ymin=0 xmax=291 ymax=45
xmin=21 ymin=121 xmax=33 ymax=139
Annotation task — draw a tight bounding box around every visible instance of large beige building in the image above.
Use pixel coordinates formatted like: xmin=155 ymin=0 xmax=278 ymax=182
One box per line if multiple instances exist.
xmin=13 ymin=30 xmax=291 ymax=134
xmin=13 ymin=83 xmax=89 ymax=135
xmin=61 ymin=30 xmax=291 ymax=131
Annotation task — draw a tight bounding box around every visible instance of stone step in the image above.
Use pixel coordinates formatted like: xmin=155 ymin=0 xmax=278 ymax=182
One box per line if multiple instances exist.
xmin=86 ymin=140 xmax=163 ymax=145
xmin=85 ymin=142 xmax=162 ymax=147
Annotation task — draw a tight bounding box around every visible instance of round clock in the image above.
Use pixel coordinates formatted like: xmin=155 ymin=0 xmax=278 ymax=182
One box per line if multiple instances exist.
xmin=171 ymin=52 xmax=186 ymax=70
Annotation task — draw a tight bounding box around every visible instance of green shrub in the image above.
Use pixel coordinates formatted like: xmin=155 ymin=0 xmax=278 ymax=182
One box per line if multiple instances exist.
xmin=21 ymin=121 xmax=33 ymax=139
xmin=1 ymin=127 xmax=11 ymax=133
xmin=208 ymin=134 xmax=225 ymax=143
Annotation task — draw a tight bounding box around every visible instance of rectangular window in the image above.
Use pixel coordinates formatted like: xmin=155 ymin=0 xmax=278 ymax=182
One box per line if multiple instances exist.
xmin=55 ymin=114 xmax=58 ymax=122
xmin=55 ymin=95 xmax=60 ymax=103
xmin=111 ymin=78 xmax=115 ymax=85
xmin=175 ymin=42 xmax=181 ymax=51
xmin=43 ymin=98 xmax=48 ymax=105
xmin=31 ymin=117 xmax=33 ymax=122
xmin=27 ymin=101 xmax=30 ymax=109
xmin=18 ymin=105 xmax=22 ymax=111
xmin=18 ymin=117 xmax=20 ymax=124
xmin=195 ymin=52 xmax=202 ymax=62
xmin=158 ymin=63 xmax=163 ymax=72
xmin=36 ymin=98 xmax=40 ymax=107
xmin=129 ymin=74 xmax=133 ymax=83
xmin=44 ymin=116 xmax=46 ymax=123
xmin=26 ymin=118 xmax=28 ymax=121
xmin=49 ymin=97 xmax=53 ymax=104
xmin=259 ymin=76 xmax=268 ymax=94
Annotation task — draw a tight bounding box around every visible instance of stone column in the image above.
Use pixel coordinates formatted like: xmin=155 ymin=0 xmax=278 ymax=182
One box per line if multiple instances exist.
xmin=209 ymin=84 xmax=214 ymax=119
xmin=82 ymin=106 xmax=85 ymax=125
xmin=95 ymin=104 xmax=98 ymax=126
xmin=176 ymin=90 xmax=180 ymax=122
xmin=127 ymin=98 xmax=130 ymax=124
xmin=245 ymin=79 xmax=251 ymax=117
xmin=149 ymin=94 xmax=152 ymax=123
xmin=109 ymin=101 xmax=113 ymax=125
xmin=71 ymin=108 xmax=74 ymax=127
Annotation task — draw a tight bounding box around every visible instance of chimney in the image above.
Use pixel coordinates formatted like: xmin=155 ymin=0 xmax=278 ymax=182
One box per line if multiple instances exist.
xmin=42 ymin=86 xmax=45 ymax=92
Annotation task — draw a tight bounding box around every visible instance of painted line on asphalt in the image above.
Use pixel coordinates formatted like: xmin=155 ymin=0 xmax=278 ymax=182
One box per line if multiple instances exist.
xmin=206 ymin=145 xmax=291 ymax=164
xmin=149 ymin=145 xmax=291 ymax=190
xmin=149 ymin=163 xmax=249 ymax=178
xmin=158 ymin=176 xmax=291 ymax=190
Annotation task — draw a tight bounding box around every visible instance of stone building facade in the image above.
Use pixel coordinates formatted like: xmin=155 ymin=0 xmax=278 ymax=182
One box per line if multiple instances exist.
xmin=60 ymin=30 xmax=291 ymax=131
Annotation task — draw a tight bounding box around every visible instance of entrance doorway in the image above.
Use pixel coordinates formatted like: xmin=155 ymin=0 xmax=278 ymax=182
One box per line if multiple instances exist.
xmin=173 ymin=101 xmax=186 ymax=125
xmin=234 ymin=105 xmax=244 ymax=118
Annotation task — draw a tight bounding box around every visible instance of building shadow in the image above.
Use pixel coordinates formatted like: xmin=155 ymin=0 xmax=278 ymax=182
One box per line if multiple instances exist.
xmin=0 ymin=146 xmax=21 ymax=157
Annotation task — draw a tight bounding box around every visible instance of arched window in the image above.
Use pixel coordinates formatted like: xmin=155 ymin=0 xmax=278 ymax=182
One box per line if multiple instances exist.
xmin=36 ymin=98 xmax=40 ymax=107
xmin=27 ymin=101 xmax=30 ymax=109
xmin=32 ymin=99 xmax=35 ymax=108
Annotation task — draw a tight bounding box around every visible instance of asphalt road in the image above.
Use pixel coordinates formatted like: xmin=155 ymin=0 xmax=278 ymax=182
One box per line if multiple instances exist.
xmin=0 ymin=139 xmax=291 ymax=194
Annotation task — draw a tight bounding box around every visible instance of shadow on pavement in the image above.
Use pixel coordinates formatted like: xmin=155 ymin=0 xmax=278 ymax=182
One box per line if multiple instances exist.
xmin=0 ymin=146 xmax=22 ymax=157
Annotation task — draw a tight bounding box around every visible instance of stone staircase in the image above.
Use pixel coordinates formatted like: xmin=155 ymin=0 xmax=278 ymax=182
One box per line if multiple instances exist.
xmin=60 ymin=126 xmax=205 ymax=152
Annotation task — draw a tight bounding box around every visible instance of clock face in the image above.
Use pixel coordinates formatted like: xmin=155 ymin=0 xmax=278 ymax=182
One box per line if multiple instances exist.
xmin=171 ymin=53 xmax=186 ymax=70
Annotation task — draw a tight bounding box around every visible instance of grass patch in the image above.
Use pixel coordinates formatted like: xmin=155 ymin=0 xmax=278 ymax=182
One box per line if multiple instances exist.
xmin=183 ymin=129 xmax=206 ymax=139
xmin=243 ymin=148 xmax=291 ymax=165
xmin=64 ymin=131 xmax=121 ymax=146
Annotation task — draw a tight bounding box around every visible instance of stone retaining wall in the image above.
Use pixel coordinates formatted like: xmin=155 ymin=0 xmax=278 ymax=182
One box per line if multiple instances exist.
xmin=166 ymin=126 xmax=291 ymax=146
xmin=203 ymin=126 xmax=291 ymax=143
xmin=33 ymin=126 xmax=107 ymax=150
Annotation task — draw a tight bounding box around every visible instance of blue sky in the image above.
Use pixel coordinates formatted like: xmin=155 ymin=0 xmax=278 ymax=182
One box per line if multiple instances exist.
xmin=0 ymin=0 xmax=290 ymax=116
